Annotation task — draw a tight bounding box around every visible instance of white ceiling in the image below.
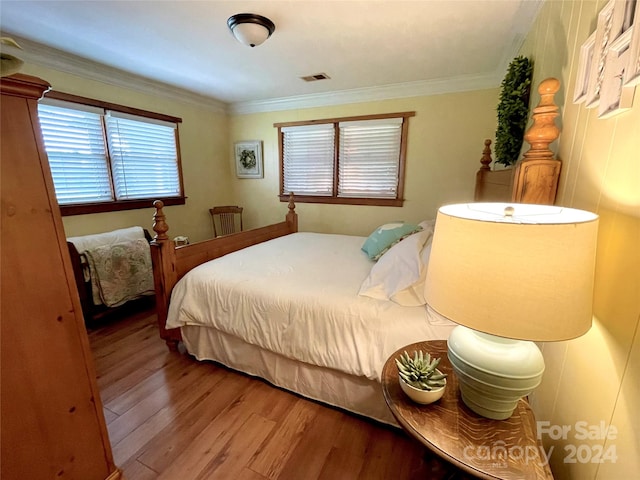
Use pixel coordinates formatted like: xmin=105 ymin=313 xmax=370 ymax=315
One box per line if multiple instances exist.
xmin=0 ymin=1 xmax=542 ymax=113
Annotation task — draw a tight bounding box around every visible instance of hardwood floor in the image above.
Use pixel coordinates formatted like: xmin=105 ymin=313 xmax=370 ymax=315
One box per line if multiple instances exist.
xmin=88 ymin=309 xmax=474 ymax=480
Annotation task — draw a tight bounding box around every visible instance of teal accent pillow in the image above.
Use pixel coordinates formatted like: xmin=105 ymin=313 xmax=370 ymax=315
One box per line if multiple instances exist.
xmin=361 ymin=222 xmax=422 ymax=260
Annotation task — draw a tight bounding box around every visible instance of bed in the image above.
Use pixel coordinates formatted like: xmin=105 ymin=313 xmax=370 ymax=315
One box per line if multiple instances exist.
xmin=149 ymin=78 xmax=561 ymax=425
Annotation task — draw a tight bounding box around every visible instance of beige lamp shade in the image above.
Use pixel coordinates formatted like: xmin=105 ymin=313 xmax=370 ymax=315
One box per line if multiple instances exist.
xmin=425 ymin=203 xmax=599 ymax=342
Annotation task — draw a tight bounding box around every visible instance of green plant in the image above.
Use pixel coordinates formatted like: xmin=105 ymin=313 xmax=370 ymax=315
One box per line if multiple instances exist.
xmin=494 ymin=56 xmax=533 ymax=167
xmin=396 ymin=350 xmax=447 ymax=391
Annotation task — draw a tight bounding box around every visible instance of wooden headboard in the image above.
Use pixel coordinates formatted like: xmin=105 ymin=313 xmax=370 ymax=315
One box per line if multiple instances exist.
xmin=475 ymin=77 xmax=562 ymax=205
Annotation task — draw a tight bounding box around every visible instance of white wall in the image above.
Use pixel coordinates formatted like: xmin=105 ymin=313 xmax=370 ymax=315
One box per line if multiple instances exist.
xmin=520 ymin=1 xmax=639 ymax=479
xmin=229 ymin=89 xmax=499 ymax=236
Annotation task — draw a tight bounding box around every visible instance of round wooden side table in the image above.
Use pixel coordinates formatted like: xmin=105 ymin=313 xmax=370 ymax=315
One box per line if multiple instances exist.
xmin=382 ymin=340 xmax=554 ymax=480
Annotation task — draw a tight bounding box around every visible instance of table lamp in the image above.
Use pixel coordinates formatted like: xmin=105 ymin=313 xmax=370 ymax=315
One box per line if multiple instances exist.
xmin=425 ymin=203 xmax=598 ymax=420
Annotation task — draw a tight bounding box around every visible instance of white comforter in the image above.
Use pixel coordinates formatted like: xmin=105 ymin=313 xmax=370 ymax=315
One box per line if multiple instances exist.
xmin=167 ymin=232 xmax=455 ymax=381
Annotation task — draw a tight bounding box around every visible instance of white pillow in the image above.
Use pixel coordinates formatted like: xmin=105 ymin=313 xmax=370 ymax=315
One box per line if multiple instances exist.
xmin=359 ymin=220 xmax=435 ymax=306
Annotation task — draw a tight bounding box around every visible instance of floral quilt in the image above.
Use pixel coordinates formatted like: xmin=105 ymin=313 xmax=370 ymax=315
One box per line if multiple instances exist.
xmin=84 ymin=238 xmax=154 ymax=307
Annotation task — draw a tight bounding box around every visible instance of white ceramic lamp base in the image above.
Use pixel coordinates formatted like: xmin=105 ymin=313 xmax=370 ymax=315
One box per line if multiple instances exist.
xmin=447 ymin=325 xmax=545 ymax=420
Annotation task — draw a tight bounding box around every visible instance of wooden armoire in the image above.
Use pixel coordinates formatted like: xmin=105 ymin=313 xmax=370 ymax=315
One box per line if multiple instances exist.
xmin=1 ymin=74 xmax=120 ymax=479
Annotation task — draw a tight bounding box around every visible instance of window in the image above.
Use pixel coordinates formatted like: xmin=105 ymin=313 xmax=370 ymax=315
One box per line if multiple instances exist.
xmin=38 ymin=92 xmax=184 ymax=216
xmin=275 ymin=112 xmax=414 ymax=206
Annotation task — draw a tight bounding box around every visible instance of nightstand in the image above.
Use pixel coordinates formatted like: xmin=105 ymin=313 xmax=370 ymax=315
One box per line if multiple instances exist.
xmin=381 ymin=340 xmax=554 ymax=480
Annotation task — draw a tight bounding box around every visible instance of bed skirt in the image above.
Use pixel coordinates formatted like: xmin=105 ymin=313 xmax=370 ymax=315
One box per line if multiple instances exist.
xmin=181 ymin=325 xmax=399 ymax=426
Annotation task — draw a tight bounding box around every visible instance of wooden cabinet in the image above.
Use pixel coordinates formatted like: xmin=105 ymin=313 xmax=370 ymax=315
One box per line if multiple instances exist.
xmin=0 ymin=74 xmax=120 ymax=479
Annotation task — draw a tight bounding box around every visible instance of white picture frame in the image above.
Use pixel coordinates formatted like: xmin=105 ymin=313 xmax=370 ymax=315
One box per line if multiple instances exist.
xmin=574 ymin=32 xmax=596 ymax=103
xmin=234 ymin=140 xmax=263 ymax=179
xmin=620 ymin=0 xmax=637 ymax=32
xmin=623 ymin=0 xmax=640 ymax=85
xmin=598 ymin=28 xmax=635 ymax=117
xmin=585 ymin=0 xmax=626 ymax=108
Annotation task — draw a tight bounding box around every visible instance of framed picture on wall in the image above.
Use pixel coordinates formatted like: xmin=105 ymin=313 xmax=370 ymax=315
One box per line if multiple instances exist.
xmin=598 ymin=28 xmax=635 ymax=117
xmin=235 ymin=140 xmax=263 ymax=179
xmin=574 ymin=32 xmax=596 ymax=103
xmin=584 ymin=0 xmax=626 ymax=108
xmin=624 ymin=1 xmax=640 ymax=85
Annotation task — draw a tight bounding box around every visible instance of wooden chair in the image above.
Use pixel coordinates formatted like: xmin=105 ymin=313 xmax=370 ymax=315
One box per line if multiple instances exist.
xmin=209 ymin=206 xmax=243 ymax=237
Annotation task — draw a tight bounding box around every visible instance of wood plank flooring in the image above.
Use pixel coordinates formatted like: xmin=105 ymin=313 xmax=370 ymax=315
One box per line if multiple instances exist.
xmin=88 ymin=309 xmax=474 ymax=479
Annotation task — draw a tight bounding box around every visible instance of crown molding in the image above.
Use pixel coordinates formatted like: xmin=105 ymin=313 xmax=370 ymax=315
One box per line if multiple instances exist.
xmin=8 ymin=35 xmax=228 ymax=113
xmin=228 ymin=73 xmax=502 ymax=115
xmin=7 ymin=2 xmax=540 ymax=118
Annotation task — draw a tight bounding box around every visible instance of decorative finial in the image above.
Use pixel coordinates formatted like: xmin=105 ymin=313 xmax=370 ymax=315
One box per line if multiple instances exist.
xmin=480 ymin=139 xmax=493 ymax=171
xmin=522 ymin=77 xmax=561 ymax=161
xmin=152 ymin=200 xmax=169 ymax=240
xmin=504 ymin=206 xmax=515 ymax=218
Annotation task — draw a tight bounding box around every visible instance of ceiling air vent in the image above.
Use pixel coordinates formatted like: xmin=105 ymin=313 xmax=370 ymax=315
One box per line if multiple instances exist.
xmin=300 ymin=73 xmax=331 ymax=82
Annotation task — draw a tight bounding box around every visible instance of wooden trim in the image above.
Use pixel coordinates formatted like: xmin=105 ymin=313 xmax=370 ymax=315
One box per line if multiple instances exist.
xmin=273 ymin=111 xmax=415 ymax=128
xmin=44 ymin=90 xmax=183 ymax=123
xmin=150 ymin=194 xmax=299 ymax=349
xmin=333 ymin=123 xmax=340 ymax=197
xmin=0 ymin=73 xmax=50 ymax=98
xmin=60 ymin=196 xmax=186 ymax=216
xmin=174 ymin=126 xmax=186 ymax=201
xmin=105 ymin=468 xmax=123 ymax=480
xmin=278 ymin=194 xmax=403 ymax=207
xmin=396 ymin=116 xmax=410 ymax=204
xmin=278 ymin=127 xmax=285 ymax=197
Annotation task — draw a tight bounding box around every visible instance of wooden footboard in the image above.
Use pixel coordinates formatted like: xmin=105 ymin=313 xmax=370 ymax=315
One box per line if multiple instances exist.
xmin=150 ymin=194 xmax=298 ymax=349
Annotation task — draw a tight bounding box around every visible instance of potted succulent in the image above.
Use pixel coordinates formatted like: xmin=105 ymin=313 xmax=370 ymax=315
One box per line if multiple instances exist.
xmin=396 ymin=350 xmax=447 ymax=404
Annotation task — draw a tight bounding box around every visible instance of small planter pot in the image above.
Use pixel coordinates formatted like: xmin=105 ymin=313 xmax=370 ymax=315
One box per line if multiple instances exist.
xmin=399 ymin=371 xmax=446 ymax=404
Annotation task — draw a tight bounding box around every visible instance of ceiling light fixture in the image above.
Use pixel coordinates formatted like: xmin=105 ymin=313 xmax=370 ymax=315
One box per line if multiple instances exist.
xmin=227 ymin=13 xmax=275 ymax=48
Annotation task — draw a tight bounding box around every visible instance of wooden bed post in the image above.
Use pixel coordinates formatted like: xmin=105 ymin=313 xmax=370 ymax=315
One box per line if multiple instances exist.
xmin=285 ymin=192 xmax=298 ymax=232
xmin=474 ymin=139 xmax=514 ymax=202
xmin=474 ymin=139 xmax=493 ymax=200
xmin=150 ymin=200 xmax=181 ymax=350
xmin=474 ymin=78 xmax=562 ymax=205
xmin=512 ymin=77 xmax=562 ymax=205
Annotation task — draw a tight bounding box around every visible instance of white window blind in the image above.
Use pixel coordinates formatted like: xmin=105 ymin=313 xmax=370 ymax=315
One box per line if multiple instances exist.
xmin=282 ymin=124 xmax=335 ymax=196
xmin=105 ymin=111 xmax=180 ymax=200
xmin=38 ymin=100 xmax=112 ymax=204
xmin=38 ymin=99 xmax=181 ymax=206
xmin=338 ymin=118 xmax=402 ymax=198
